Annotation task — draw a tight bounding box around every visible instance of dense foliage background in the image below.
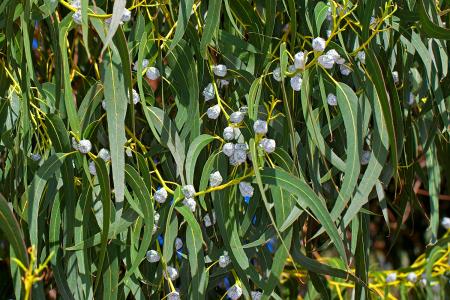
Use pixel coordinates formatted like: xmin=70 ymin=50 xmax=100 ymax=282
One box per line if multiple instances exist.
xmin=0 ymin=0 xmax=449 ymax=299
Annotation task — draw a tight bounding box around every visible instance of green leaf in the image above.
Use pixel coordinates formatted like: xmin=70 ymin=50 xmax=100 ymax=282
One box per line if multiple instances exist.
xmin=93 ymin=157 xmax=113 ymax=291
xmin=0 ymin=193 xmax=29 ymax=270
xmin=365 ymin=49 xmax=399 ymax=170
xmin=185 ymin=134 xmax=215 ymax=185
xmin=143 ymin=107 xmax=186 ymax=184
xmin=176 ymin=205 xmax=207 ymax=298
xmin=260 ymin=168 xmax=348 ymax=264
xmin=169 ymin=0 xmax=194 ymax=52
xmin=27 ymin=153 xmax=68 ymax=248
xmin=103 ymin=42 xmax=128 ymax=214
xmin=200 ymin=0 xmax=222 ymax=58
xmin=121 ymin=165 xmax=154 ymax=284
xmin=328 ymin=82 xmax=361 ymax=220
xmin=417 ymin=0 xmax=450 ymax=40
xmin=314 ymin=2 xmax=329 ymax=35
xmin=101 ymin=0 xmax=126 ymax=54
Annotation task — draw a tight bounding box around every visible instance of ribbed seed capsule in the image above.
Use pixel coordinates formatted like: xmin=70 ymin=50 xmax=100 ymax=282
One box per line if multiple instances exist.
xmin=219 ymin=251 xmax=231 ymax=268
xmin=222 ymin=143 xmax=235 ymax=157
xmin=209 ymin=171 xmax=223 ymax=187
xmin=182 ymin=185 xmax=196 ymax=198
xmin=207 ymin=104 xmax=221 ymax=120
xmin=154 ymin=188 xmax=168 ymax=203
xmin=146 ymin=250 xmax=160 ymax=263
xmin=182 ymin=198 xmax=196 ymax=212
xmin=78 ymin=139 xmax=92 ymax=154
xmin=228 ymin=284 xmax=243 ymax=300
xmin=223 ymin=127 xmax=235 ymax=141
xmin=146 ymin=67 xmax=160 ymax=80
xmin=239 ymin=182 xmax=254 ymax=198
xmin=318 ymin=54 xmax=335 ymax=69
xmin=327 ymin=93 xmax=337 ymax=106
xmin=213 ymin=64 xmax=227 ymax=77
xmin=312 ymin=37 xmax=326 ymax=52
xmin=253 ymin=120 xmax=268 ymax=135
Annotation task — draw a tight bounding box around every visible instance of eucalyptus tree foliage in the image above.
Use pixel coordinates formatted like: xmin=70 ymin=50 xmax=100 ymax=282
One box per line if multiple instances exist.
xmin=0 ymin=0 xmax=449 ymax=299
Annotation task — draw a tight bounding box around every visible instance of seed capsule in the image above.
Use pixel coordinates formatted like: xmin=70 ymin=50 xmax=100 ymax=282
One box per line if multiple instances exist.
xmin=312 ymin=37 xmax=326 ymax=52
xmin=154 ymin=188 xmax=168 ymax=203
xmin=146 ymin=250 xmax=160 ymax=263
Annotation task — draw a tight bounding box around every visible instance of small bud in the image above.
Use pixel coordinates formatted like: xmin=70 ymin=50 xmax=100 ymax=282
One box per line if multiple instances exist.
xmin=259 ymin=138 xmax=276 ymax=153
xmin=131 ymin=89 xmax=140 ymax=105
xmin=126 ymin=148 xmax=133 ymax=157
xmin=408 ymin=93 xmax=415 ymax=105
xmin=290 ymin=75 xmax=302 ymax=91
xmin=228 ymin=284 xmax=243 ymax=300
xmin=392 ymin=71 xmax=399 ymax=84
xmin=219 ymin=79 xmax=230 ymax=88
xmin=204 ymin=211 xmax=216 ymax=227
xmin=213 ymin=64 xmax=227 ymax=77
xmin=209 ymin=171 xmax=223 ymax=187
xmin=154 ymin=188 xmax=168 ymax=203
xmin=370 ymin=16 xmax=376 ymax=26
xmin=339 ymin=64 xmax=352 ymax=76
xmin=207 ymin=104 xmax=221 ymax=120
xmin=102 ymin=100 xmax=107 ymax=110
xmin=326 ymin=49 xmax=341 ymax=63
xmin=406 ymin=272 xmax=417 ymax=283
xmin=121 ymin=8 xmax=131 ymax=22
xmin=327 ymin=93 xmax=337 ymax=106
xmin=183 ymin=197 xmax=196 ymax=212
xmin=70 ymin=0 xmax=81 ymax=9
xmin=175 ymin=237 xmax=183 ymax=250
xmin=357 ymin=51 xmax=366 ymax=64
xmin=78 ymin=139 xmax=92 ymax=154
xmin=361 ymin=150 xmax=371 ymax=165
xmin=223 ymin=126 xmax=235 ymax=141
xmin=222 ymin=143 xmax=235 ymax=157
xmin=72 ymin=10 xmax=82 ymax=25
xmin=167 ymin=291 xmax=180 ymax=300
xmin=318 ymin=54 xmax=335 ymax=69
xmin=30 ymin=153 xmax=41 ymax=161
xmin=336 ymin=57 xmax=346 ymax=65
xmin=326 ymin=29 xmax=332 ymax=38
xmin=182 ymin=185 xmax=196 ymax=198
xmin=288 ymin=64 xmax=296 ymax=73
xmin=432 ymin=284 xmax=440 ymax=293
xmin=294 ymin=51 xmax=307 ymax=70
xmin=203 ymin=83 xmax=215 ymax=101
xmin=272 ymin=67 xmax=282 ymax=82
xmin=165 ymin=266 xmax=179 ymax=281
xmin=239 ymin=106 xmax=248 ymax=114
xmin=154 ymin=212 xmax=160 ymax=224
xmin=98 ymin=148 xmax=111 ymax=161
xmin=326 ymin=6 xmax=332 ymax=21
xmin=441 ymin=217 xmax=450 ymax=230
xmin=239 ymin=182 xmax=254 ymax=198
xmin=146 ymin=250 xmax=160 ymax=263
xmin=133 ymin=58 xmax=149 ymax=71
xmin=251 ymin=291 xmax=262 ymax=300
xmin=219 ymin=251 xmax=231 ymax=268
xmin=385 ymin=273 xmax=397 ymax=283
xmin=312 ymin=37 xmax=326 ymax=52
xmin=146 ymin=67 xmax=160 ymax=80
xmin=105 ymin=18 xmax=123 ymax=27
xmin=229 ymin=111 xmax=245 ymax=124
xmin=88 ymin=160 xmax=96 ymax=176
